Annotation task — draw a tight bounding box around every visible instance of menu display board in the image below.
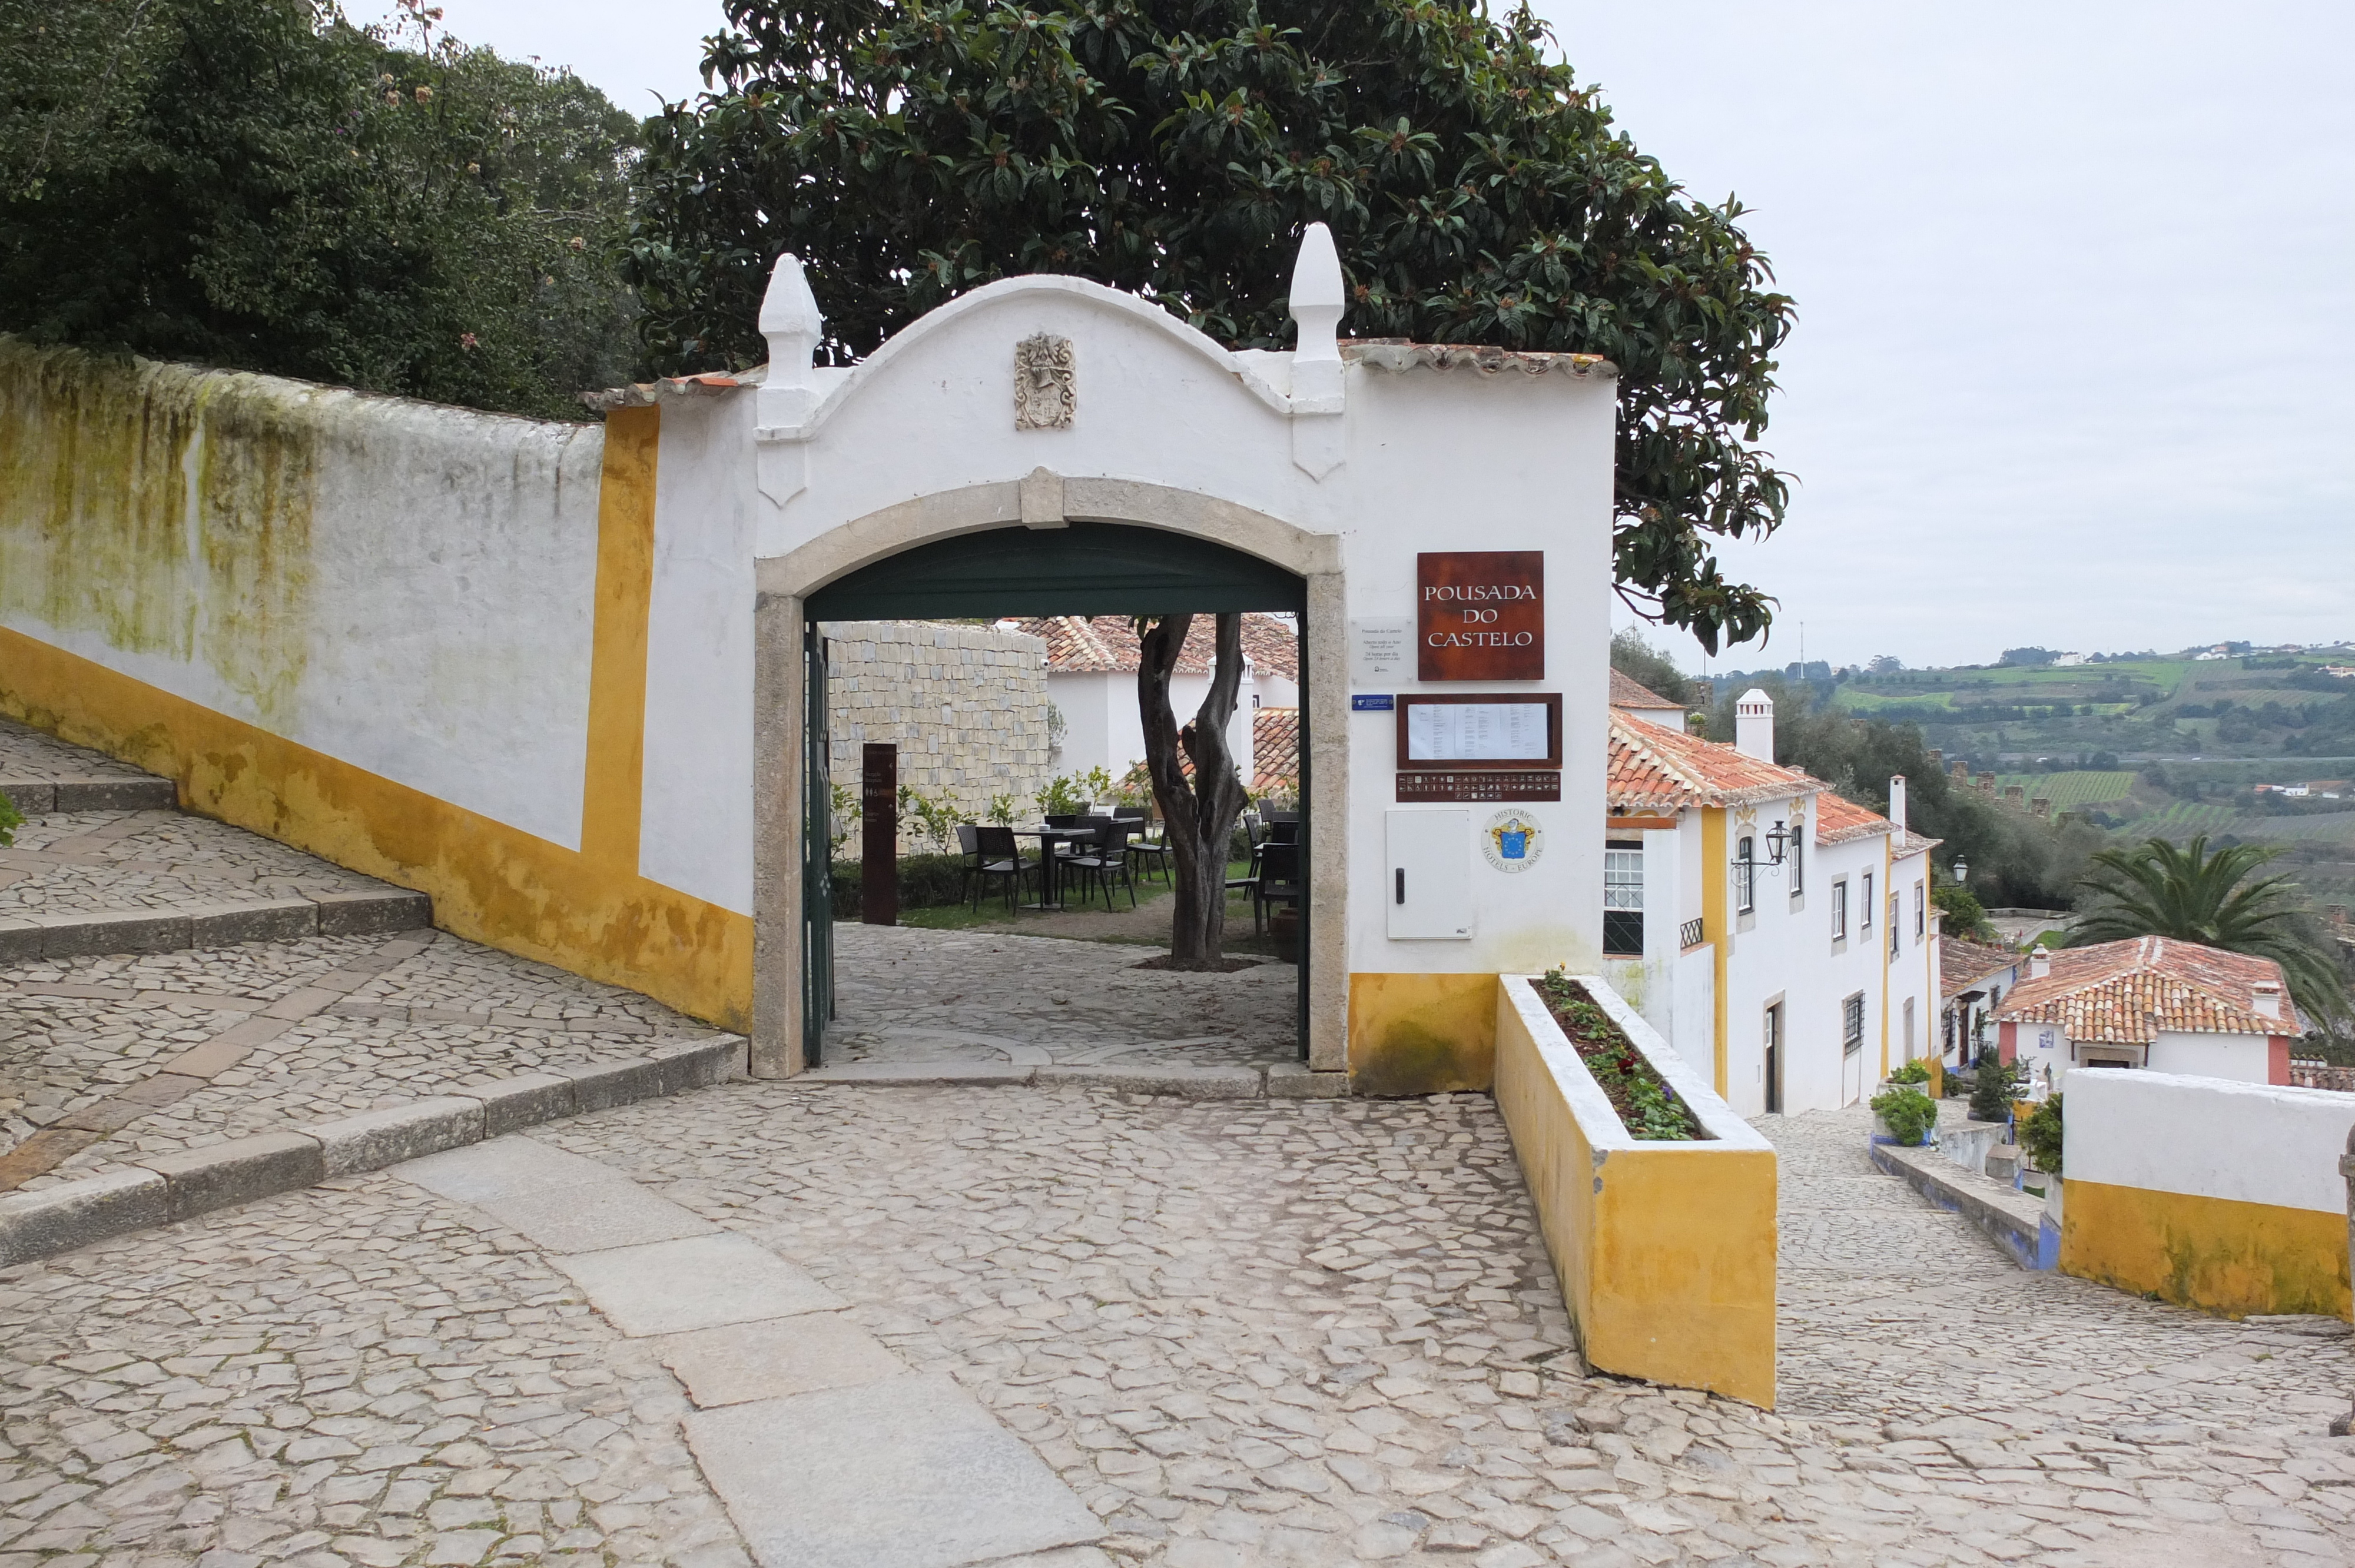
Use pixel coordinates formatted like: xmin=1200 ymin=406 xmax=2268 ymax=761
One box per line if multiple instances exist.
xmin=1395 ymin=693 xmax=1563 ymax=770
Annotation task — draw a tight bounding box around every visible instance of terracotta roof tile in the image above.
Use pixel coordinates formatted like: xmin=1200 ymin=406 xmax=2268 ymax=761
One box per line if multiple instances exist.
xmin=1014 ymin=614 xmax=1292 ymax=679
xmin=1253 ymin=707 xmax=1300 ymax=795
xmin=1609 ymin=670 xmax=1686 ymax=713
xmin=1606 ymin=713 xmax=1819 ymax=813
xmin=1813 ymin=792 xmax=1893 ymax=846
xmin=1992 ymin=936 xmax=2294 ymax=1045
xmin=1942 ymin=938 xmax=2021 ymax=997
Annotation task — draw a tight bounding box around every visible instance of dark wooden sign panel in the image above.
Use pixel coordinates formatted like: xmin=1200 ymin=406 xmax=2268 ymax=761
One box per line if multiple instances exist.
xmin=1396 ymin=772 xmax=1563 ymax=803
xmin=1418 ymin=551 xmax=1544 ymax=680
xmin=860 ymin=742 xmax=898 ymax=926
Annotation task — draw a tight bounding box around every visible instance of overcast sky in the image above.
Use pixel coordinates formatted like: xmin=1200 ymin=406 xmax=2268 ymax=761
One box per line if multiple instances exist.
xmin=360 ymin=0 xmax=2354 ymax=676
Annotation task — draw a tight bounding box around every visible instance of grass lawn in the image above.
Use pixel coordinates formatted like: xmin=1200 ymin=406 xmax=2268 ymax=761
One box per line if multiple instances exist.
xmin=878 ymin=857 xmax=1286 ymax=956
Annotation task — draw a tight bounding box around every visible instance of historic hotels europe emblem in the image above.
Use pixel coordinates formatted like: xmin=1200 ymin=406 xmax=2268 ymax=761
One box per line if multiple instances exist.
xmin=1482 ymin=809 xmax=1544 ymax=873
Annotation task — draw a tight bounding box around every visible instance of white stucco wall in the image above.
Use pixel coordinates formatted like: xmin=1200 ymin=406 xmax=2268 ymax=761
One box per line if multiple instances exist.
xmin=0 ymin=343 xmax=603 ymax=852
xmin=1045 ymin=665 xmax=1254 ymax=793
xmin=641 ymin=394 xmax=757 ymax=910
xmin=2145 ymin=1029 xmax=2275 ymax=1084
xmin=2065 ymin=1069 xmax=2355 ymax=1214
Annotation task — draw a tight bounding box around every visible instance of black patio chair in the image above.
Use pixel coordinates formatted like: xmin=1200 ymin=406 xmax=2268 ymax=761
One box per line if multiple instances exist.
xmin=968 ymin=824 xmax=1034 ymax=912
xmin=1067 ymin=820 xmax=1137 ymax=911
xmin=1116 ymin=807 xmax=1171 ymax=884
xmin=1252 ymin=841 xmax=1303 ymax=936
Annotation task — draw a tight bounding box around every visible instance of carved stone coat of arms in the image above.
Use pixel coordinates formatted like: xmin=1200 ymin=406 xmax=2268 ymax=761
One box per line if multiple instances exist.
xmin=1014 ymin=334 xmax=1074 ymax=430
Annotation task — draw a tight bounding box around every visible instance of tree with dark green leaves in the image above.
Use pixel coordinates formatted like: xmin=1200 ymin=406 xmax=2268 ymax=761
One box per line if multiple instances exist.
xmin=630 ymin=0 xmax=1795 ymax=653
xmin=1 ymin=0 xmax=641 ymax=420
xmin=2069 ymin=835 xmax=2349 ymax=1032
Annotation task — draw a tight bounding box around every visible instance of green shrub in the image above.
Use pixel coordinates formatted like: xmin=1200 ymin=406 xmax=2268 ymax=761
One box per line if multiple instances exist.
xmin=830 ymin=853 xmax=970 ymax=917
xmin=1870 ymin=1085 xmax=1938 ymax=1147
xmin=1969 ymin=1055 xmax=2024 ymax=1124
xmin=2019 ymin=1094 xmax=2064 ymax=1175
xmin=0 ymin=789 xmax=21 ymax=848
xmin=1886 ymin=1059 xmax=1931 ymax=1085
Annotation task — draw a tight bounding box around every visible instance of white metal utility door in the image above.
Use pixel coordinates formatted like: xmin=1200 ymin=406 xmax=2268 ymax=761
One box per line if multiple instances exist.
xmin=1386 ymin=809 xmax=1472 ymax=940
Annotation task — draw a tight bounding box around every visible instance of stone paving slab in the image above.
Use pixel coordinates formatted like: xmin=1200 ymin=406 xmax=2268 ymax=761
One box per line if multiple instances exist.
xmin=654 ymin=1314 xmax=908 ymax=1408
xmin=552 ymin=1233 xmax=842 ymax=1336
xmin=0 ymin=716 xmax=158 ymax=781
xmin=0 ymin=809 xmax=395 ymax=916
xmin=683 ymin=1373 xmax=1106 ymax=1568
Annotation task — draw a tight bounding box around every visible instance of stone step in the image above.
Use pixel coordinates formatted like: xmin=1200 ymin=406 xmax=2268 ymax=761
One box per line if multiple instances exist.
xmin=0 ymin=888 xmax=434 ymax=964
xmin=1 ymin=775 xmax=178 ymax=814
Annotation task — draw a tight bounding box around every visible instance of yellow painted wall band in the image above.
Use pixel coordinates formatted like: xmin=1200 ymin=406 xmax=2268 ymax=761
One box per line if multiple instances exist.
xmin=1702 ymin=807 xmax=1729 ymax=1096
xmin=581 ymin=406 xmax=659 ymax=871
xmin=2061 ymin=1176 xmax=2352 ymax=1321
xmin=0 ymin=626 xmax=751 ymax=1031
xmin=1346 ymin=971 xmax=1498 ymax=1095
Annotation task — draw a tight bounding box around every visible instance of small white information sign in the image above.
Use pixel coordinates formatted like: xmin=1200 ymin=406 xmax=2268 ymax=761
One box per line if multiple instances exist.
xmin=1405 ymin=701 xmax=1552 ymax=763
xmin=1349 ymin=617 xmax=1413 ymax=685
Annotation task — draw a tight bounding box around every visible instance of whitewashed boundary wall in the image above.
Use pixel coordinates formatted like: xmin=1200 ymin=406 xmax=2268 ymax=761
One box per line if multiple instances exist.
xmin=2061 ymin=1069 xmax=2354 ymax=1320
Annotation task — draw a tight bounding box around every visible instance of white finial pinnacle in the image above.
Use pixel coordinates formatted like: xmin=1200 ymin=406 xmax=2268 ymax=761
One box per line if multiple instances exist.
xmin=759 ymin=253 xmax=822 ymax=392
xmin=1288 ymin=222 xmax=1344 ymax=364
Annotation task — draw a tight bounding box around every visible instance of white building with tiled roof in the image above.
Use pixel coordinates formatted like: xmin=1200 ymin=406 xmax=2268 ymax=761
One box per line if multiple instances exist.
xmin=1992 ymin=936 xmax=2299 ymax=1088
xmin=1008 ymin=613 xmax=1299 ymax=797
xmin=1603 ymin=684 xmax=1941 ymax=1114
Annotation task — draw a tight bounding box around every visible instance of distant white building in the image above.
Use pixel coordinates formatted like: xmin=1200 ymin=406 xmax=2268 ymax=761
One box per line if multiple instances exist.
xmin=1601 ymin=683 xmax=1941 ymax=1114
xmin=1993 ymin=936 xmax=2299 ymax=1088
xmin=1009 ymin=613 xmax=1299 ymax=796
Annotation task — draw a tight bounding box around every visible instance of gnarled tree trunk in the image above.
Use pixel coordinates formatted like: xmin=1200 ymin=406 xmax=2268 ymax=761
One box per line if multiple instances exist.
xmin=1137 ymin=612 xmax=1251 ymax=968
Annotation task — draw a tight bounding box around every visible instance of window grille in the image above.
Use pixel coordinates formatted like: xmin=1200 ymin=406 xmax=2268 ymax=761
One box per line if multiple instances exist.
xmin=1679 ymin=916 xmax=1706 ymax=949
xmin=1735 ymin=837 xmax=1756 ymax=915
xmin=1603 ymin=843 xmax=1644 ymax=956
xmin=1843 ymin=994 xmax=1865 ymax=1055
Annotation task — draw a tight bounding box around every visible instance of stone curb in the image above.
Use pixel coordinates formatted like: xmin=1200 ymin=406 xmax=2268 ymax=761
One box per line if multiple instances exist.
xmin=0 ymin=1035 xmax=749 ymax=1269
xmin=1869 ymin=1140 xmax=2046 ymax=1270
xmin=0 ymin=888 xmax=434 ymax=965
xmin=0 ymin=776 xmax=179 ymax=814
xmin=794 ymin=1060 xmax=1351 ymax=1099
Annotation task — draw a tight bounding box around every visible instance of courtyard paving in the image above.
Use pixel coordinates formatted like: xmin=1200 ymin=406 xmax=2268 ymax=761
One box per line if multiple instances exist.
xmin=4 ymin=1082 xmax=2349 ymax=1568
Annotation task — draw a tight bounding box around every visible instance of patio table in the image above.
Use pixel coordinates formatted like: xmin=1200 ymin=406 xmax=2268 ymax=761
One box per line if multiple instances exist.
xmin=1012 ymin=825 xmax=1098 ymax=911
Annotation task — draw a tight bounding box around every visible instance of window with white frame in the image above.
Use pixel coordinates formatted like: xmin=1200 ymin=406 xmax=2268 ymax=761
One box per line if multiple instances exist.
xmin=1889 ymin=893 xmax=1900 ymax=957
xmin=1735 ymin=836 xmax=1756 ymax=915
xmin=1603 ymin=841 xmax=1644 ymax=956
xmin=1830 ymin=879 xmax=1848 ymax=941
xmin=1843 ymin=993 xmax=1865 ymax=1055
xmin=1789 ymin=812 xmax=1805 ymax=898
xmin=1861 ymin=871 xmax=1875 ymax=934
xmin=1913 ymin=881 xmax=1926 ymax=939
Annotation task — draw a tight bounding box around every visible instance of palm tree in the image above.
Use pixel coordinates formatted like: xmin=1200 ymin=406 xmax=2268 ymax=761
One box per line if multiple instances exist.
xmin=2070 ymin=835 xmax=2349 ymax=1031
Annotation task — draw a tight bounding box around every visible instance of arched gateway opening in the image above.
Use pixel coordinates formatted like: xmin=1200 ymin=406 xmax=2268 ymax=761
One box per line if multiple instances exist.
xmin=798 ymin=520 xmax=1312 ymax=1068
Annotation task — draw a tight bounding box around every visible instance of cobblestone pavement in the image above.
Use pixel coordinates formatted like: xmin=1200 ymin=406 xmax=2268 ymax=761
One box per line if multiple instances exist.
xmin=0 ymin=719 xmax=153 ymax=780
xmin=2 ymin=931 xmax=726 ymax=1191
xmin=0 ymin=809 xmax=392 ymax=916
xmin=829 ymin=922 xmax=1299 ymax=1069
xmin=4 ymin=1084 xmax=2354 ymax=1566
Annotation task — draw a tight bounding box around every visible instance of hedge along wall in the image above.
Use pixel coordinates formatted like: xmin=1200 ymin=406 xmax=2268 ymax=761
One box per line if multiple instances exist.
xmin=820 ymin=619 xmax=1055 ymax=852
xmin=1493 ymin=973 xmax=1779 ymax=1407
xmin=0 ymin=340 xmax=751 ymax=1031
xmin=2061 ymin=1069 xmax=2354 ymax=1320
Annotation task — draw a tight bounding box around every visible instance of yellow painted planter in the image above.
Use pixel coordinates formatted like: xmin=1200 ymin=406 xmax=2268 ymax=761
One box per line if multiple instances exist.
xmin=1494 ymin=974 xmax=1778 ymax=1408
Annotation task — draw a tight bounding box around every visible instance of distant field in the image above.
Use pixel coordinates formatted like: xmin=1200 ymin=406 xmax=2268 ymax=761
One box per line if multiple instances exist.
xmin=1994 ymin=772 xmax=2136 ymax=808
xmin=2136 ymin=802 xmax=2242 ymax=835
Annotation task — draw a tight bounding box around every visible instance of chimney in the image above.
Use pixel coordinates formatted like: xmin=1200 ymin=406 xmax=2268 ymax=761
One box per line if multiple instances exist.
xmin=1889 ymin=775 xmax=1908 ymax=832
xmin=2029 ymin=944 xmax=2051 ymax=979
xmin=1735 ymin=689 xmax=1776 ymax=762
xmin=2252 ymin=981 xmax=2283 ymax=1021
xmin=2031 ymin=797 xmax=2051 ymax=819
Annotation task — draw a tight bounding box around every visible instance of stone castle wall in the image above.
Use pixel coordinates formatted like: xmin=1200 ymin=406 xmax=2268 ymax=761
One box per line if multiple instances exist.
xmin=820 ymin=620 xmax=1053 ymax=853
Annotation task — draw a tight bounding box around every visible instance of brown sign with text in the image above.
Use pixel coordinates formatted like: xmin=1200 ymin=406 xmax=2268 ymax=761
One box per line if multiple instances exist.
xmin=1417 ymin=551 xmax=1543 ymax=680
